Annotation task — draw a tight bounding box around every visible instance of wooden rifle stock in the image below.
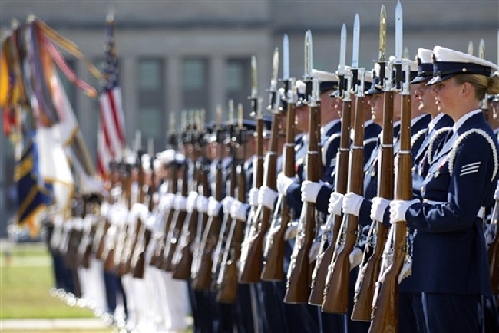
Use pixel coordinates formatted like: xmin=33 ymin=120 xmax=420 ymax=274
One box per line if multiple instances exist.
xmin=192 ymin=153 xmax=224 ymax=290
xmin=161 ymin=161 xmax=187 ymax=271
xmin=238 ymin=117 xmax=265 ymax=283
xmin=261 ymin=98 xmax=296 ymax=281
xmin=172 ymin=158 xmax=202 ymax=280
xmin=239 ymin=114 xmax=280 ymax=283
xmin=369 ymin=90 xmax=411 ymax=332
xmin=322 ymin=93 xmax=365 ymax=313
xmin=217 ymin=144 xmax=247 ymax=302
xmin=95 ymin=217 xmax=111 ymax=261
xmin=489 ymin=201 xmax=499 ymax=294
xmin=351 ymin=90 xmax=395 ymax=321
xmin=308 ymin=95 xmax=351 ymax=305
xmin=285 ymin=88 xmax=322 ymax=304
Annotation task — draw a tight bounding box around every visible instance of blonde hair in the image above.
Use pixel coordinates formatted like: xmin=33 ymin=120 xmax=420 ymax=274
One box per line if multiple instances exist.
xmin=454 ymin=74 xmax=499 ymax=100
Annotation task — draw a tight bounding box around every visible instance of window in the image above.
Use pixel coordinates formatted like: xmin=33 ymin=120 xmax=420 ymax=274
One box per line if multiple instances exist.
xmin=182 ymin=58 xmax=209 ymax=111
xmin=138 ymin=58 xmax=165 ymax=149
xmin=225 ymin=58 xmax=251 ymax=117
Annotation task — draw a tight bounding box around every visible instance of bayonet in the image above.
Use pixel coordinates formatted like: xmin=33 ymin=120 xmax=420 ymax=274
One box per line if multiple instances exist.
xmin=352 ymin=14 xmax=360 ymax=91
xmin=378 ymin=5 xmax=386 ymax=63
xmin=238 ymin=103 xmax=244 ymax=128
xmin=228 ymin=100 xmax=234 ymax=124
xmin=468 ymin=41 xmax=474 ymax=55
xmin=283 ymin=35 xmax=289 ymax=80
xmin=304 ymin=30 xmax=313 ymax=79
xmin=339 ymin=24 xmax=347 ymax=74
xmin=250 ymin=55 xmax=259 ymax=117
xmin=337 ymin=24 xmax=347 ymax=97
xmin=251 ymin=56 xmax=258 ymax=98
xmin=268 ymin=47 xmax=280 ymax=112
xmin=352 ymin=14 xmax=360 ymax=69
xmin=395 ymin=1 xmax=403 ymax=62
xmin=134 ymin=130 xmax=142 ymax=151
xmin=479 ymin=39 xmax=485 ymax=59
xmin=147 ymin=138 xmax=154 ymax=158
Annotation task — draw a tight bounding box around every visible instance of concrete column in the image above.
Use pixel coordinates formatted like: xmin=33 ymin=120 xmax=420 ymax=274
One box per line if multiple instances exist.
xmin=122 ymin=56 xmax=137 ymax=146
xmin=167 ymin=55 xmax=181 ymax=133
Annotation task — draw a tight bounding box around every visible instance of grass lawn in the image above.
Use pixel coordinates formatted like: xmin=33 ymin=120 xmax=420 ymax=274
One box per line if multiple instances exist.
xmin=0 ymin=244 xmax=95 ymax=319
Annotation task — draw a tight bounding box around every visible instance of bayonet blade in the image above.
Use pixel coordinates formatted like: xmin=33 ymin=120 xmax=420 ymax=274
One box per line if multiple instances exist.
xmin=305 ymin=30 xmax=313 ymax=77
xmin=283 ymin=34 xmax=289 ymax=80
xmin=271 ymin=47 xmax=279 ymax=90
xmin=468 ymin=41 xmax=474 ymax=55
xmin=251 ymin=55 xmax=257 ymax=97
xmin=352 ymin=14 xmax=360 ymax=69
xmin=479 ymin=39 xmax=485 ymax=59
xmin=378 ymin=5 xmax=386 ymax=62
xmin=339 ymin=24 xmax=347 ymax=74
xmin=395 ymin=1 xmax=403 ymax=61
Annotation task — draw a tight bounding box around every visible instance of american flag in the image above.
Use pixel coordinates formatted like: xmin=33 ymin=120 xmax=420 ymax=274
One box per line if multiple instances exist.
xmin=97 ymin=14 xmax=125 ymax=178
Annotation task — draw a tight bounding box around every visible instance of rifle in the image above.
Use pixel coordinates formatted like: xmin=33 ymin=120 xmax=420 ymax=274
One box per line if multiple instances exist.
xmin=161 ymin=155 xmax=188 ymax=271
xmin=239 ymin=49 xmax=280 ymax=283
xmin=105 ymin=160 xmax=131 ymax=273
xmin=351 ymin=7 xmax=394 ymax=321
xmin=192 ymin=111 xmax=226 ymax=290
xmin=369 ymin=60 xmax=412 ymax=333
xmin=211 ymin=114 xmax=239 ymax=288
xmin=322 ymin=70 xmax=365 ymax=313
xmin=261 ymin=76 xmax=296 ymax=282
xmin=284 ymin=70 xmax=322 ymax=303
xmin=308 ymin=74 xmax=352 ymax=305
xmin=489 ymin=200 xmax=499 ymax=295
xmin=238 ymin=56 xmax=265 ymax=283
xmin=171 ymin=117 xmax=204 ymax=280
xmin=217 ymin=108 xmax=247 ymax=302
xmin=118 ymin=142 xmax=145 ymax=275
xmin=132 ymin=140 xmax=155 ymax=279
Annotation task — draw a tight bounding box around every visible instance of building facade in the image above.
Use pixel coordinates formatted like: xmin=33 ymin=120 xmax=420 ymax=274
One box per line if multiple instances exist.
xmin=0 ymin=0 xmax=498 ymax=235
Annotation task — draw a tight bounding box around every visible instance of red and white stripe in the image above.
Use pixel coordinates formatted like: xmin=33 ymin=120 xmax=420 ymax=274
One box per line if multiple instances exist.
xmin=97 ymin=86 xmax=125 ymax=177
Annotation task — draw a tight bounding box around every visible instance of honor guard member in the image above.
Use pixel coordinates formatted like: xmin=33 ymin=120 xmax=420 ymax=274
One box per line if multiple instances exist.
xmin=300 ymin=70 xmax=342 ymax=213
xmin=383 ymin=46 xmax=499 ymax=333
xmin=487 ymin=94 xmax=499 ymax=139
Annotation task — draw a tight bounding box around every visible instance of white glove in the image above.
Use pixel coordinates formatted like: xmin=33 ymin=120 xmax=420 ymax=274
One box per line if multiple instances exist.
xmin=342 ymin=192 xmax=364 ymax=216
xmin=328 ymin=192 xmax=344 ymax=216
xmin=495 ymin=187 xmax=499 ymax=200
xmin=222 ymin=196 xmax=234 ymax=214
xmin=277 ymin=173 xmax=294 ymax=195
xmin=186 ymin=192 xmax=199 ymax=213
xmin=258 ymin=186 xmax=278 ymax=209
xmin=196 ymin=196 xmax=209 ymax=214
xmin=160 ymin=193 xmax=176 ymax=210
xmin=301 ymin=181 xmax=322 ymax=203
xmin=389 ymin=199 xmax=419 ymax=223
xmin=248 ymin=188 xmax=259 ymax=206
xmin=231 ymin=201 xmax=249 ymax=220
xmin=207 ymin=197 xmax=222 ymax=217
xmin=173 ymin=195 xmax=187 ymax=210
xmin=370 ymin=196 xmax=391 ymax=222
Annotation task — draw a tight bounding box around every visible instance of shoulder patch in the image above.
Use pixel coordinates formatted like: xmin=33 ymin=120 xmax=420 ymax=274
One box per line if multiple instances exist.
xmin=448 ymin=128 xmax=498 ymax=181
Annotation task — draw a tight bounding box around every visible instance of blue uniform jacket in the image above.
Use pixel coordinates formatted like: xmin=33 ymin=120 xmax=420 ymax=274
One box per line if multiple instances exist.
xmin=404 ymin=110 xmax=498 ymax=295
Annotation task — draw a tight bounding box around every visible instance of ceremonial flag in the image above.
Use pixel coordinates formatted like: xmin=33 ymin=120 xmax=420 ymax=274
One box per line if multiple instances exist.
xmin=15 ymin=132 xmax=53 ymax=235
xmin=97 ymin=14 xmax=126 ymax=178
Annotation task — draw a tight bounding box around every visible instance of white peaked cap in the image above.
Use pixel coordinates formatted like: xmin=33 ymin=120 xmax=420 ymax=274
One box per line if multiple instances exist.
xmin=417 ymin=48 xmax=433 ymax=64
xmin=312 ymin=69 xmax=339 ymax=82
xmin=364 ymin=70 xmax=373 ymax=83
xmin=433 ymin=46 xmax=499 ymax=71
xmin=296 ymin=80 xmax=306 ymax=95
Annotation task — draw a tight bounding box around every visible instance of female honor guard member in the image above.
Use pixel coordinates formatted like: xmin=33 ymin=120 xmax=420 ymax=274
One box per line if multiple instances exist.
xmin=387 ymin=46 xmax=499 ymax=333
